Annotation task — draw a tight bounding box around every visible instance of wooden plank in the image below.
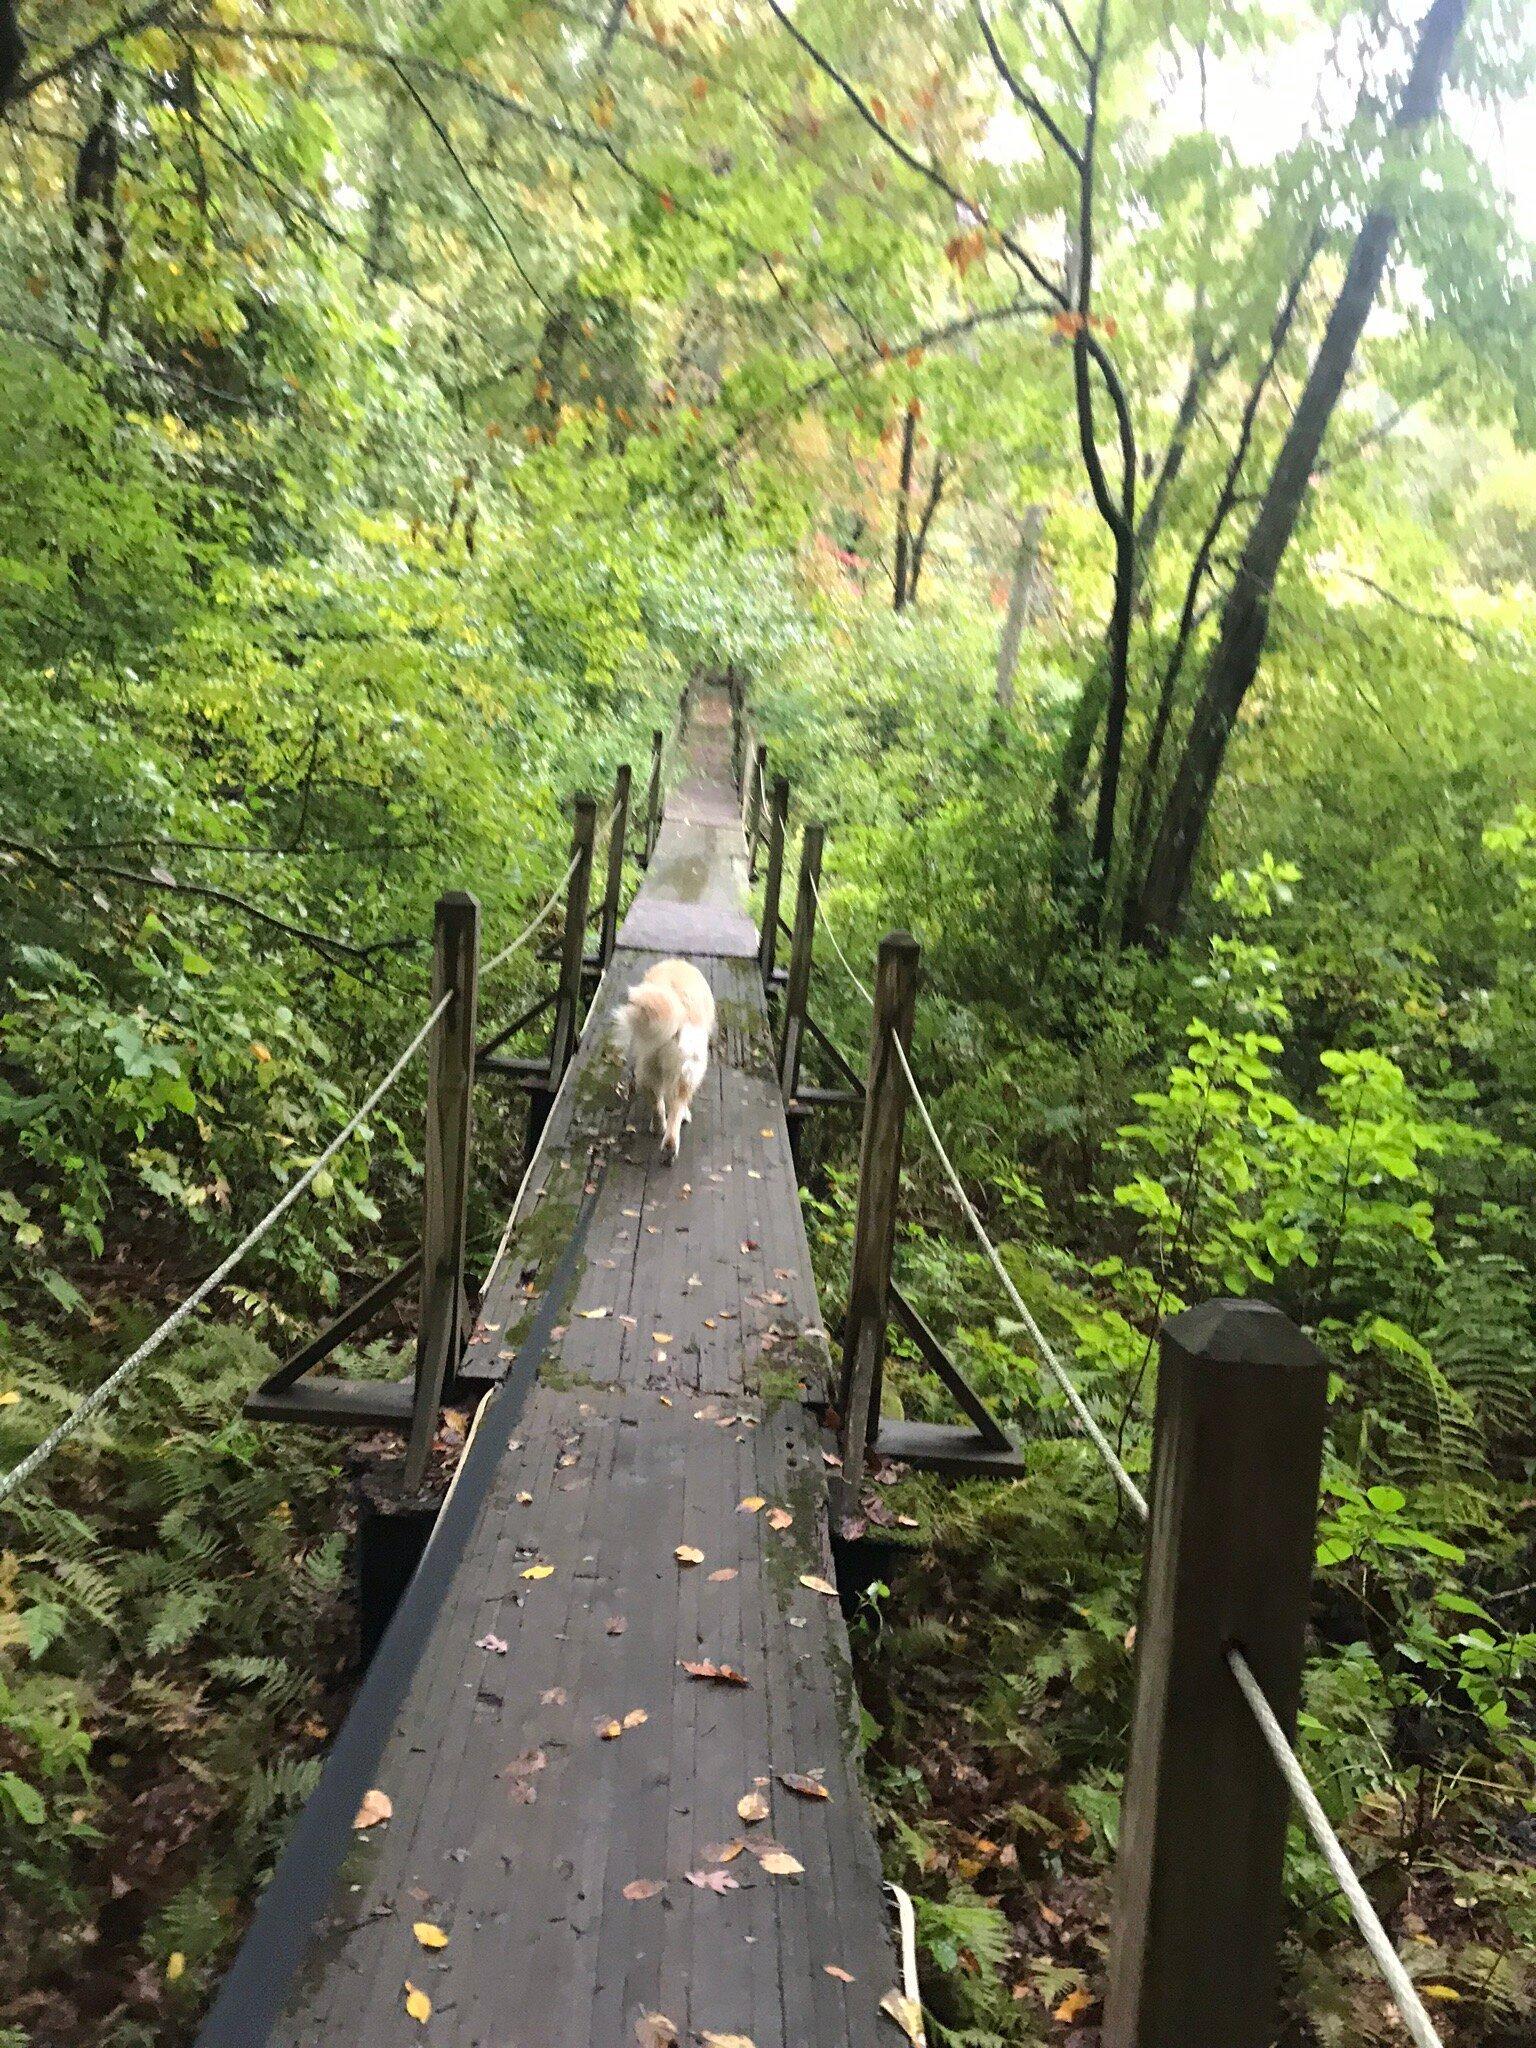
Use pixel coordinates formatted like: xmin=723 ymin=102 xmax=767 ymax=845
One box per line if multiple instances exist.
xmin=243 ymin=1376 xmax=415 ymax=1428
xmin=870 ymin=1417 xmax=1033 ymax=1478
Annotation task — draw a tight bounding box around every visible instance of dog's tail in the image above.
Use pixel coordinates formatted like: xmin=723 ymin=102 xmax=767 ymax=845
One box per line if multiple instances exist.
xmin=613 ymin=980 xmax=682 ymax=1057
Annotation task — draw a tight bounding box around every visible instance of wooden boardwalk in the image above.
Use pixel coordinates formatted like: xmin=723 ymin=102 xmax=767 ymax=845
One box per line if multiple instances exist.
xmin=199 ymin=689 xmax=899 ymax=2047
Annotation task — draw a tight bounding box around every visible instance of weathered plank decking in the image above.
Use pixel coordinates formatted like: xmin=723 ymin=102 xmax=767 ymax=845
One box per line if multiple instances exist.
xmin=198 ymin=689 xmax=899 ymax=2047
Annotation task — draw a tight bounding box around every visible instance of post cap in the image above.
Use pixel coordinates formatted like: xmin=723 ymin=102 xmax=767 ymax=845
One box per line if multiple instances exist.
xmin=436 ymin=889 xmax=479 ymax=912
xmin=1161 ymin=1298 xmax=1326 ymax=1371
xmin=877 ymin=929 xmax=922 ymax=961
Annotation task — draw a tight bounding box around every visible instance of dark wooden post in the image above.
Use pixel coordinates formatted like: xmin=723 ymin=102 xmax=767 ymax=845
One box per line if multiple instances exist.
xmin=641 ymin=729 xmax=664 ymax=865
xmin=778 ymin=820 xmax=824 ymax=1104
xmin=1104 ymin=1299 xmax=1328 ymax=2048
xmin=756 ymin=774 xmax=790 ymax=988
xmin=597 ymin=762 xmax=631 ymax=969
xmin=746 ymin=741 xmax=769 ymax=879
xmin=550 ymin=794 xmax=597 ymax=1079
xmin=837 ymin=931 xmax=920 ymax=1494
xmin=404 ymin=892 xmax=480 ymax=1493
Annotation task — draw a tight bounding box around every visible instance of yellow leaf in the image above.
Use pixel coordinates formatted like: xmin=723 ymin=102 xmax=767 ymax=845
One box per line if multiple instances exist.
xmin=250 ymin=1041 xmax=272 ymax=1062
xmin=737 ymin=1496 xmax=766 ymax=1513
xmin=404 ymin=1981 xmax=431 ymax=2023
xmin=352 ymin=1787 xmax=393 ymax=1829
xmin=522 ymin=1562 xmax=554 ymax=1580
xmin=675 ymin=1544 xmax=705 ymax=1565
xmin=737 ymin=1790 xmax=770 ymax=1823
xmin=623 ymin=1707 xmax=649 ymax=1729
xmin=413 ymin=1922 xmax=449 ymax=1949
xmin=757 ymin=1849 xmax=803 ymax=1877
xmin=598 ymin=1718 xmax=623 ymax=1739
xmin=0 ymin=1390 xmax=20 ymax=1406
xmin=166 ymin=1952 xmax=185 ymax=1982
xmin=700 ymin=2035 xmax=756 ymax=2048
xmin=879 ymin=1988 xmax=925 ymax=2043
xmin=799 ymin=1573 xmax=838 ymax=1597
xmin=1421 ymin=1986 xmax=1461 ymax=2002
xmin=652 ymin=1332 xmax=673 ymax=1344
xmin=1053 ymin=1987 xmax=1093 ymax=2022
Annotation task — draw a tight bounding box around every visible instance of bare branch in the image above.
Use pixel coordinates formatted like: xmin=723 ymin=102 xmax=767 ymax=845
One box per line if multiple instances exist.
xmin=972 ymin=0 xmax=1083 ymax=167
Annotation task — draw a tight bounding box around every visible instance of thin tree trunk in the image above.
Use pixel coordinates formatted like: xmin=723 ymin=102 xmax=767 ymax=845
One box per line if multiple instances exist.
xmin=906 ymin=455 xmax=947 ymax=606
xmin=996 ymin=503 xmax=1046 ymax=710
xmin=1129 ymin=0 xmax=1470 ymax=944
xmin=892 ymin=404 xmax=918 ymax=611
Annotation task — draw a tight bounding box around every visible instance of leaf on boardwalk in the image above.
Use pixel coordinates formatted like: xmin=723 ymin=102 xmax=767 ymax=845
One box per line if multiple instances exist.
xmin=756 ymin=1849 xmax=804 ymax=1877
xmin=597 ymin=1717 xmax=624 ymax=1740
xmin=702 ymin=1839 xmax=745 ymax=1862
xmin=623 ymin=1707 xmax=649 ymax=1728
xmin=623 ymin=1878 xmax=665 ymax=1900
xmin=652 ymin=1331 xmax=673 ymax=1344
xmin=778 ymin=1771 xmax=830 ymax=1800
xmin=737 ymin=1790 xmax=770 ymax=1823
xmin=687 ymin=1867 xmax=741 ymax=1893
xmin=821 ymin=1449 xmax=843 ymax=1469
xmin=799 ymin=1573 xmax=838 ymax=1597
xmin=635 ymin=2014 xmax=678 ymax=2048
xmin=824 ymin=1965 xmax=856 ymax=1984
xmin=521 ymin=1562 xmax=555 ymax=1580
xmin=516 ymin=1491 xmax=533 ymax=1505
xmin=502 ymin=1748 xmax=546 ymax=1804
xmin=675 ymin=1544 xmax=705 ymax=1565
xmin=736 ymin=1495 xmax=766 ymax=1513
xmin=740 ymin=1239 xmax=758 ymax=1253
xmin=701 ymin=2033 xmax=756 ymax=2047
xmin=763 ymin=1290 xmax=788 ymax=1306
xmin=412 ymin=1922 xmax=449 ymax=1949
xmin=403 ymin=1981 xmax=431 ymax=2023
xmin=541 ymin=1686 xmax=567 ymax=1705
xmin=681 ymin=1660 xmax=749 ymax=1686
xmin=879 ymin=1989 xmax=924 ymax=2043
xmin=658 ymin=1394 xmax=673 ymax=1406
xmin=475 ymin=1632 xmax=508 ymax=1654
xmin=578 ymin=1306 xmax=611 ymax=1320
xmin=773 ymin=1269 xmax=797 ymax=1280
xmin=352 ymin=1787 xmax=392 ymax=1830
xmin=766 ymin=1507 xmax=792 ymax=1531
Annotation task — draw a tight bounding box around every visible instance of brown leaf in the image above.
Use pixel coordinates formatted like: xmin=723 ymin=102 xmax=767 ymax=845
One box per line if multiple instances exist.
xmin=623 ymin=1707 xmax=649 ymax=1728
xmin=475 ymin=1631 xmax=508 ymax=1654
xmin=707 ymin=1567 xmax=738 ymax=1582
xmin=799 ymin=1573 xmax=838 ymax=1598
xmin=737 ymin=1790 xmax=770 ymax=1823
xmin=702 ymin=1838 xmax=746 ymax=1862
xmin=778 ymin=1771 xmax=830 ymax=1800
xmin=352 ymin=1787 xmax=393 ymax=1830
xmin=541 ymin=1686 xmax=567 ymax=1706
xmin=623 ymin=1877 xmax=666 ymax=1901
xmin=607 ymin=1615 xmax=628 ymax=1635
xmin=766 ymin=1507 xmax=793 ymax=1531
xmin=757 ymin=1849 xmax=804 ymax=1877
xmin=879 ymin=1988 xmax=924 ymax=2043
xmin=682 ymin=1660 xmax=750 ymax=1687
xmin=635 ymin=2014 xmax=679 ymax=2048
xmin=824 ymin=1964 xmax=855 ymax=1983
xmin=686 ymin=1867 xmax=741 ymax=1893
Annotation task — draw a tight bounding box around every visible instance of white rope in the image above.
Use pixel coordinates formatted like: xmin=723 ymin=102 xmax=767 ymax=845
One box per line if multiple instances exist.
xmin=480 ymin=846 xmax=583 ymax=983
xmin=884 ymin=1882 xmax=928 ymax=2046
xmin=0 ymin=990 xmax=453 ymax=1507
xmin=1227 ymin=1647 xmax=1446 ymax=2048
xmin=806 ymin=870 xmax=875 ymax=1006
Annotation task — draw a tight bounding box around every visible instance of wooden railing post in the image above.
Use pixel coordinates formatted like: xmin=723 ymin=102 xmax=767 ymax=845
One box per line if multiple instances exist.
xmin=597 ymin=762 xmax=632 ymax=970
xmin=778 ymin=820 xmax=825 ymax=1104
xmin=746 ymin=741 xmax=769 ymax=879
xmin=1104 ymin=1299 xmax=1328 ymax=2048
xmin=550 ymin=794 xmax=597 ymax=1079
xmin=404 ymin=892 xmax=480 ymax=1493
xmin=838 ymin=931 xmax=920 ymax=1495
xmin=756 ymin=774 xmax=790 ymax=988
xmin=642 ymin=729 xmax=664 ymax=865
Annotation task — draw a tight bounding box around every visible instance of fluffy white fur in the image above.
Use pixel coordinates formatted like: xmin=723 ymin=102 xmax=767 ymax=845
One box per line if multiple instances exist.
xmin=613 ymin=958 xmax=715 ymax=1162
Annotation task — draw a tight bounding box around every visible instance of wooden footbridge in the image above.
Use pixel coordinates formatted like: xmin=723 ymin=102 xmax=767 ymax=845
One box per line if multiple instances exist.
xmin=196 ymin=682 xmax=907 ymax=2046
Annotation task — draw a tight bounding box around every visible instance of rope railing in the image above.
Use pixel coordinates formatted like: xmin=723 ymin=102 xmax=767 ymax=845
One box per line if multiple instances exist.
xmin=480 ymin=845 xmax=583 ymax=983
xmin=0 ymin=989 xmax=452 ymax=1507
xmin=802 ymin=863 xmax=1447 ymax=2048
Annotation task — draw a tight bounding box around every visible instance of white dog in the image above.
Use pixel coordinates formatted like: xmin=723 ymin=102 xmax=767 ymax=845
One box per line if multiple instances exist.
xmin=613 ymin=959 xmax=715 ymax=1163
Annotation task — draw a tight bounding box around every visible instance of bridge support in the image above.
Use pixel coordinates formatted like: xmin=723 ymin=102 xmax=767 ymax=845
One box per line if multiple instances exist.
xmin=1104 ymin=1300 xmax=1328 ymax=2048
xmin=587 ymin=762 xmax=631 ymax=992
xmin=746 ymin=740 xmax=769 ymax=879
xmin=524 ymin=793 xmax=597 ymax=1167
xmin=756 ymin=774 xmax=790 ymax=990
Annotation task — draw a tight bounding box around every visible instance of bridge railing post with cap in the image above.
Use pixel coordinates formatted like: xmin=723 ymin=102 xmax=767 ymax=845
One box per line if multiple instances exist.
xmin=1104 ymin=1298 xmax=1329 ymax=2048
xmin=838 ymin=930 xmax=920 ymax=1494
xmin=757 ymin=774 xmax=790 ymax=989
xmin=746 ymin=741 xmax=769 ymax=879
xmin=778 ymin=820 xmax=824 ymax=1106
xmin=642 ymin=729 xmax=664 ymax=865
xmin=404 ymin=892 xmax=481 ymax=1493
xmin=597 ymin=762 xmax=631 ymax=971
xmin=521 ymin=794 xmax=596 ymax=1169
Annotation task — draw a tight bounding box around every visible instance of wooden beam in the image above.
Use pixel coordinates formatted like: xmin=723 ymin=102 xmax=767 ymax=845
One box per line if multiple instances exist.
xmin=251 ymin=1251 xmax=421 ymax=1400
xmin=245 ymin=1376 xmax=415 ymax=1429
xmin=756 ymin=774 xmax=790 ymax=989
xmin=838 ymin=930 xmax=919 ymax=1495
xmin=1104 ymin=1300 xmax=1328 ymax=2048
xmin=778 ymin=821 xmax=825 ymax=1105
xmin=889 ymin=1281 xmax=1012 ymax=1450
xmin=641 ymin=729 xmax=664 ymax=866
xmin=598 ymin=762 xmax=632 ymax=970
xmin=746 ymin=740 xmax=768 ymax=878
xmin=476 ymin=989 xmax=555 ymax=1063
xmin=404 ymin=892 xmax=480 ymax=1493
xmin=869 ymin=1418 xmax=1031 ymax=1478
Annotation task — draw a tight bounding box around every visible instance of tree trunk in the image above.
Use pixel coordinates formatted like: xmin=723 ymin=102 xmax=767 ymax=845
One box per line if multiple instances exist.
xmin=892 ymin=403 xmax=918 ymax=611
xmin=1128 ymin=0 xmax=1470 ymax=944
xmin=906 ymin=455 xmax=947 ymax=606
xmin=996 ymin=504 xmax=1046 ymax=711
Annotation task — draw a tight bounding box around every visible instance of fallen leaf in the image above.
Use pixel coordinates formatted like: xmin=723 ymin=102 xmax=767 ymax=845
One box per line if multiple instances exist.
xmin=757 ymin=1849 xmax=804 ymax=1877
xmin=708 ymin=1567 xmax=738 ymax=1582
xmin=879 ymin=1988 xmax=924 ymax=2043
xmin=821 ymin=1449 xmax=843 ymax=1469
xmin=475 ymin=1632 xmax=508 ymax=1654
xmin=1421 ymin=1986 xmax=1462 ymax=2002
xmin=703 ymin=1838 xmax=745 ymax=1862
xmin=166 ymin=1952 xmax=185 ymax=1982
xmin=1124 ymin=1624 xmax=1137 ymax=1653
xmin=597 ymin=1718 xmax=624 ymax=1740
xmin=896 ymin=1514 xmax=920 ymax=1529
xmin=623 ymin=1707 xmax=649 ymax=1728
xmin=778 ymin=1771 xmax=830 ymax=1800
xmin=1038 ymin=1902 xmax=1063 ymax=1928
xmin=541 ymin=1686 xmax=567 ymax=1705
xmin=607 ymin=1615 xmax=628 ymax=1635
xmin=1053 ymin=1988 xmax=1094 ymax=2022
xmin=740 ymin=1239 xmax=758 ymax=1253
xmin=687 ymin=1867 xmax=741 ymax=1893
xmin=652 ymin=1331 xmax=673 ymax=1344
xmin=516 ymin=1491 xmax=533 ymax=1505
xmin=578 ymin=1306 xmax=611 ymax=1320
xmin=737 ymin=1790 xmax=770 ymax=1823
xmin=766 ymin=1507 xmax=793 ymax=1531
xmin=824 ymin=1964 xmax=855 ymax=1984
xmin=353 ymin=1787 xmax=393 ymax=1830
xmin=682 ymin=1660 xmax=750 ymax=1687
xmin=635 ymin=2013 xmax=678 ymax=2048
xmin=658 ymin=1394 xmax=673 ymax=1406
xmin=700 ymin=2034 xmax=756 ymax=2048
xmin=799 ymin=1574 xmax=838 ymax=1598
xmin=404 ymin=1981 xmax=431 ymax=2024
xmin=413 ymin=1921 xmax=449 ymax=1949
xmin=623 ymin=1877 xmax=666 ymax=1900
xmin=737 ymin=1495 xmax=766 ymax=1513
xmin=675 ymin=1545 xmax=705 ymax=1565
xmin=522 ymin=1562 xmax=554 ymax=1580
xmin=703 ymin=1318 xmax=717 ymax=1329
xmin=0 ymin=1390 xmax=19 ymax=1407
xmin=773 ymin=1269 xmax=797 ymax=1280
